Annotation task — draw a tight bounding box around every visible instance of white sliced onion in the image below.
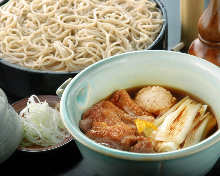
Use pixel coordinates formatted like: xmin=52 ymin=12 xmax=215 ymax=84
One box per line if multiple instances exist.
xmin=19 ymin=95 xmax=70 ymax=147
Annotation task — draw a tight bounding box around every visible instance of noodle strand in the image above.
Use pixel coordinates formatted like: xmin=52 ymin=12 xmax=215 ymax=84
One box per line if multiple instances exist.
xmin=0 ymin=0 xmax=163 ymax=72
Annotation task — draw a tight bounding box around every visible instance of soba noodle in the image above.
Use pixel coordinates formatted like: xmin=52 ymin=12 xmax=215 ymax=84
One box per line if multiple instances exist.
xmin=0 ymin=0 xmax=163 ymax=72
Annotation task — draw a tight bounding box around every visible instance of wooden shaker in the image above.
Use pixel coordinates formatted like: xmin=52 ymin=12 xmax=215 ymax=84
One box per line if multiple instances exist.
xmin=188 ymin=0 xmax=220 ymax=66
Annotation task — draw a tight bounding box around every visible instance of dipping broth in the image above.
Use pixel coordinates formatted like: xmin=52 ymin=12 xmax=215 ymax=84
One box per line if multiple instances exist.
xmin=79 ymin=85 xmax=218 ymax=153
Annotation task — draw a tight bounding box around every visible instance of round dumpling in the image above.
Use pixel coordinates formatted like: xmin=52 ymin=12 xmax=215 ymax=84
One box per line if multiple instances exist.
xmin=135 ymin=86 xmax=176 ymax=116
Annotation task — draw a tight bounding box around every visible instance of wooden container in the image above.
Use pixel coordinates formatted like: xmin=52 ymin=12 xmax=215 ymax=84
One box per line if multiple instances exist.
xmin=188 ymin=0 xmax=220 ymax=66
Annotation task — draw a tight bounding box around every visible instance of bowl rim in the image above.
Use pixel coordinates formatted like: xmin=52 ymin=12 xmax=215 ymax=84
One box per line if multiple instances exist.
xmin=0 ymin=0 xmax=167 ymax=74
xmin=60 ymin=50 xmax=220 ymax=161
xmin=0 ymin=0 xmax=8 ymax=6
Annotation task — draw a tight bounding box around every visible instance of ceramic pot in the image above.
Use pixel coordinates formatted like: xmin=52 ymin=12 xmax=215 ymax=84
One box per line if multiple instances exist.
xmin=57 ymin=50 xmax=220 ymax=176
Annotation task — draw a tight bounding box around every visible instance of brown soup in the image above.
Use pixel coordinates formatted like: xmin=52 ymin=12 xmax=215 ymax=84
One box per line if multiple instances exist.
xmin=79 ymin=85 xmax=217 ymax=153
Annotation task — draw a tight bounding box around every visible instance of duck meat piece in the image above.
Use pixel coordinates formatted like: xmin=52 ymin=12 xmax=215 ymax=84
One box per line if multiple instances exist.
xmin=110 ymin=89 xmax=153 ymax=116
xmin=86 ymin=121 xmax=155 ymax=152
xmin=80 ymin=99 xmax=155 ymax=152
xmin=130 ymin=137 xmax=155 ymax=153
xmin=81 ymin=101 xmax=123 ymax=125
xmin=80 ymin=100 xmax=134 ymax=132
xmin=86 ymin=122 xmax=137 ymax=150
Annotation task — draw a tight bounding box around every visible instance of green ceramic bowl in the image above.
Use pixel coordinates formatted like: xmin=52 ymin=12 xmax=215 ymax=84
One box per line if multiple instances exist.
xmin=58 ymin=50 xmax=220 ymax=176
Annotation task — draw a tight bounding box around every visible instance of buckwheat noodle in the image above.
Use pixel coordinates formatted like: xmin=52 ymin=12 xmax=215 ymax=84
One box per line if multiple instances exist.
xmin=0 ymin=0 xmax=163 ymax=72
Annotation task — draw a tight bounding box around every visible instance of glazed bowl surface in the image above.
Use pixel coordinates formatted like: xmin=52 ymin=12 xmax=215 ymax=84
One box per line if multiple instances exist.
xmin=0 ymin=0 xmax=167 ymax=99
xmin=0 ymin=88 xmax=23 ymax=164
xmin=59 ymin=50 xmax=220 ymax=176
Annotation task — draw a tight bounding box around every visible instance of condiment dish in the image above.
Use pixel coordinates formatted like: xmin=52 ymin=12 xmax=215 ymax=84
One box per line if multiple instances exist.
xmin=12 ymin=95 xmax=73 ymax=152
